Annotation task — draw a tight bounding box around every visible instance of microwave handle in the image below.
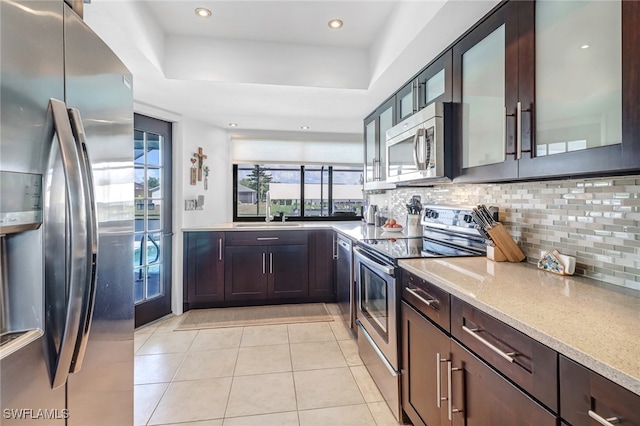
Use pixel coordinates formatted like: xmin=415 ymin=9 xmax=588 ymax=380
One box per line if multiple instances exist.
xmin=413 ymin=128 xmax=425 ymax=171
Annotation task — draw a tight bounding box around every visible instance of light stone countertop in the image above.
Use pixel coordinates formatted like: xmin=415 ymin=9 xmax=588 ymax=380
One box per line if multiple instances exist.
xmin=182 ymin=221 xmax=393 ymax=241
xmin=399 ymin=257 xmax=640 ymax=396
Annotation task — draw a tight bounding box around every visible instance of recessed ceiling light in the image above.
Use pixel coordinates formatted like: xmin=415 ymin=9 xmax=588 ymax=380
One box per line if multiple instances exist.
xmin=580 ymin=44 xmax=590 ymax=49
xmin=228 ymin=123 xmax=238 ymax=127
xmin=301 ymin=125 xmax=310 ymax=130
xmin=328 ymin=19 xmax=343 ymax=29
xmin=195 ymin=7 xmax=212 ymax=18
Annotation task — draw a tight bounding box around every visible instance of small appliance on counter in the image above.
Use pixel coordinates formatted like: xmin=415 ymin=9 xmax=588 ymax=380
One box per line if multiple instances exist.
xmin=365 ymin=204 xmax=378 ymax=225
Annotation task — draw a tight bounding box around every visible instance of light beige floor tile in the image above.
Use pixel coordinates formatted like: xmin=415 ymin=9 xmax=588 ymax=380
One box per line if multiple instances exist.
xmin=190 ymin=328 xmax=243 ymax=352
xmin=350 ymin=366 xmax=384 ymax=403
xmin=222 ymin=411 xmax=299 ymax=426
xmin=294 ymin=367 xmax=364 ymax=410
xmin=153 ymin=315 xmax=185 ymax=334
xmin=148 ymin=377 xmax=232 ymax=425
xmin=134 ymin=383 xmax=168 ymax=426
xmin=368 ymin=402 xmax=403 ymax=426
xmin=161 ymin=421 xmax=223 ymax=426
xmin=240 ymin=324 xmax=289 ymax=347
xmin=290 ymin=341 xmax=347 ymax=371
xmin=135 ymin=333 xmax=152 ymax=354
xmin=174 ymin=348 xmax=238 ymax=381
xmin=298 ymin=404 xmax=375 ymax=426
xmin=137 ymin=330 xmax=198 ymax=355
xmin=287 ymin=322 xmax=336 ymax=343
xmin=329 ymin=319 xmax=356 ymax=341
xmin=136 ymin=323 xmax=159 ymax=334
xmin=225 ymin=372 xmax=296 ymax=418
xmin=135 ymin=353 xmax=185 ymax=385
xmin=324 ymin=303 xmax=342 ymax=316
xmin=234 ymin=344 xmax=291 ymax=376
xmin=338 ymin=339 xmax=363 ymax=366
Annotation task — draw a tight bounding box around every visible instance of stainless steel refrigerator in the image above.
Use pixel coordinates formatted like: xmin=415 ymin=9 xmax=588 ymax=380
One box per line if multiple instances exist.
xmin=0 ymin=1 xmax=134 ymax=424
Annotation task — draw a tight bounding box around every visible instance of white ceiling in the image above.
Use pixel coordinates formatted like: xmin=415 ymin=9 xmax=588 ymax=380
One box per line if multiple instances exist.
xmin=83 ymin=0 xmax=499 ymax=138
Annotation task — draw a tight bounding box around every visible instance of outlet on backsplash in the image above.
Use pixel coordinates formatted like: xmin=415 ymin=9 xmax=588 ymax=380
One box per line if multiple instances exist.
xmin=365 ymin=174 xmax=640 ymax=291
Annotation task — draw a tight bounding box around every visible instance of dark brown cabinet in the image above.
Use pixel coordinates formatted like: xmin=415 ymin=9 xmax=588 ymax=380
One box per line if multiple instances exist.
xmin=183 ymin=232 xmax=225 ymax=309
xmin=402 ymin=300 xmax=557 ymax=426
xmin=449 ymin=340 xmax=557 ymax=426
xmin=560 ymin=355 xmax=640 ymax=426
xmin=451 ymin=297 xmax=558 ymax=413
xmin=224 ymin=230 xmax=309 ymax=303
xmin=401 ymin=269 xmax=558 ymax=426
xmin=397 ymin=50 xmax=453 ymax=123
xmin=402 ymin=301 xmax=450 ymax=426
xmin=364 ymin=97 xmax=396 ymax=191
xmin=308 ymin=230 xmax=336 ymax=300
xmin=453 ymin=0 xmax=640 ymax=182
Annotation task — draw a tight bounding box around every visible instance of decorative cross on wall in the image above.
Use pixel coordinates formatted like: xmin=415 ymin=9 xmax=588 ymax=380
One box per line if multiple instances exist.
xmin=193 ymin=147 xmax=208 ymax=181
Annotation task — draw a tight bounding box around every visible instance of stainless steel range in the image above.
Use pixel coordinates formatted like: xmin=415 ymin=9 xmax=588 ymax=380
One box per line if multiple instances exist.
xmin=354 ymin=205 xmax=494 ymax=422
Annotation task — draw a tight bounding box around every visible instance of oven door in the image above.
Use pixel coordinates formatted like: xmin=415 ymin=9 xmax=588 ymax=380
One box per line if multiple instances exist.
xmin=353 ymin=246 xmax=398 ymax=371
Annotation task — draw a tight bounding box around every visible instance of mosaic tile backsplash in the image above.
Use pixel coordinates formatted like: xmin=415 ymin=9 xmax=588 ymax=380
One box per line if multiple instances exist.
xmin=368 ymin=175 xmax=640 ymax=291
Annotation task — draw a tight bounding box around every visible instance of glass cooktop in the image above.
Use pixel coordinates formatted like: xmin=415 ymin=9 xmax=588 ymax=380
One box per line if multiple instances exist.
xmin=359 ymin=228 xmax=487 ymax=260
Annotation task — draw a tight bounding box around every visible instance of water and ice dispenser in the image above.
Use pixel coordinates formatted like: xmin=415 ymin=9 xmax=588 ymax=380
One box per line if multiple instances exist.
xmin=0 ymin=171 xmax=43 ymax=349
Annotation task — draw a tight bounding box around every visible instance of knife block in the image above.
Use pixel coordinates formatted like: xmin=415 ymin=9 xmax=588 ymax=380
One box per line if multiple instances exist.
xmin=485 ymin=223 xmax=526 ymax=262
xmin=487 ymin=245 xmax=507 ymax=262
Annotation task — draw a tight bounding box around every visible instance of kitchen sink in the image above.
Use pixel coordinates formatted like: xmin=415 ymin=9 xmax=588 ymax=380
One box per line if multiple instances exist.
xmin=232 ymin=222 xmax=302 ymax=228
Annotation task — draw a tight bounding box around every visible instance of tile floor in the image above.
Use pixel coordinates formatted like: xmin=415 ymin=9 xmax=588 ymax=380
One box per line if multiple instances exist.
xmin=134 ymin=304 xmax=404 ymax=426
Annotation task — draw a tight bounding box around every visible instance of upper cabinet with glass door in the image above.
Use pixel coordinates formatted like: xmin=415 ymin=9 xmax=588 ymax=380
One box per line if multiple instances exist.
xmin=454 ymin=0 xmax=640 ymax=182
xmin=363 ymin=97 xmax=396 ymax=191
xmin=396 ymin=51 xmax=452 ymax=123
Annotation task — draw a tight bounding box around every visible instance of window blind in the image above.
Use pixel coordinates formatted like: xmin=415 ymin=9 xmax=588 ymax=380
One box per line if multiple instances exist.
xmin=231 ymin=138 xmax=363 ymax=166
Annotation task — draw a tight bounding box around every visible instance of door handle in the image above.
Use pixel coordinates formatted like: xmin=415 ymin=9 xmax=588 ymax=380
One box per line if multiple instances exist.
xmin=218 ymin=238 xmax=223 ymax=261
xmin=46 ymin=99 xmax=92 ymax=389
xmin=67 ymin=107 xmax=99 ymax=375
xmin=447 ymin=361 xmax=463 ymax=420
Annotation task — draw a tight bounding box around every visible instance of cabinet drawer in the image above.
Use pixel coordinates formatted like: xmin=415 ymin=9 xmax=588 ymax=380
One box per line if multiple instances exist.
xmin=560 ymin=355 xmax=640 ymax=426
xmin=226 ymin=230 xmax=308 ymax=246
xmin=402 ymin=270 xmax=450 ymax=332
xmin=451 ymin=297 xmax=558 ymax=412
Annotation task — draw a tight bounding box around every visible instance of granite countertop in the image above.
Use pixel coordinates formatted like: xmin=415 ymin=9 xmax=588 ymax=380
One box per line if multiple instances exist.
xmin=399 ymin=257 xmax=640 ymax=396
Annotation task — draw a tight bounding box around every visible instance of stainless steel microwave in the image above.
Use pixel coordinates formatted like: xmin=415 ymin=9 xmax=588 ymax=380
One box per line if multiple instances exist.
xmin=386 ymin=102 xmax=448 ymax=184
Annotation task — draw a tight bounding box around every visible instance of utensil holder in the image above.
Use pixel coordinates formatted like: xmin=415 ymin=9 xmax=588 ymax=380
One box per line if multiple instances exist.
xmin=406 ymin=214 xmax=422 ymax=236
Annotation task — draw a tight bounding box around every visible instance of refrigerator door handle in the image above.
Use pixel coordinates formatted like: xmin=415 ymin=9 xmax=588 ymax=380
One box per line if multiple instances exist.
xmin=47 ymin=99 xmax=92 ymax=389
xmin=67 ymin=107 xmax=99 ymax=374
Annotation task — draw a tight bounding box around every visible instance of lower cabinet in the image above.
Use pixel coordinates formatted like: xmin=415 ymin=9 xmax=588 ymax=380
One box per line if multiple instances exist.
xmin=224 ymin=231 xmax=309 ymax=303
xmin=449 ymin=341 xmax=557 ymax=426
xmin=402 ymin=301 xmax=556 ymax=426
xmin=183 ymin=232 xmax=225 ymax=309
xmin=308 ymin=230 xmax=336 ymax=300
xmin=402 ymin=301 xmax=449 ymax=426
xmin=560 ymin=355 xmax=640 ymax=426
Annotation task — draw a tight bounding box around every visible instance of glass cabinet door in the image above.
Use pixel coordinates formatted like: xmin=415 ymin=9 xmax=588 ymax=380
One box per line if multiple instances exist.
xmin=379 ymin=104 xmax=394 ymax=182
xmin=535 ymin=1 xmax=621 ymax=157
xmin=518 ymin=0 xmax=638 ymax=178
xmin=461 ymin=25 xmax=505 ymax=169
xmin=452 ymin=4 xmax=518 ymax=182
xmin=364 ymin=118 xmax=376 ymax=183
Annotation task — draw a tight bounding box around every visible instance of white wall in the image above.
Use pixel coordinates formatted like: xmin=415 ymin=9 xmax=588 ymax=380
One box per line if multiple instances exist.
xmin=135 ymin=103 xmax=232 ymax=316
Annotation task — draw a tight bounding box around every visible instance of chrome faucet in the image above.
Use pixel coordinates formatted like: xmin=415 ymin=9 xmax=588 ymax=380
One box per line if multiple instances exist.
xmin=265 ymin=191 xmax=272 ymax=222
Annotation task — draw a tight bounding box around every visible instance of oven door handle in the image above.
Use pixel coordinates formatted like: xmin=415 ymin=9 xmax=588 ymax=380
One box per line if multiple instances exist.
xmin=353 ymin=247 xmax=395 ymax=276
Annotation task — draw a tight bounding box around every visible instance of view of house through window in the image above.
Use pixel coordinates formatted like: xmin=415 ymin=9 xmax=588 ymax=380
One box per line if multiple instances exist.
xmin=235 ymin=164 xmax=364 ymax=220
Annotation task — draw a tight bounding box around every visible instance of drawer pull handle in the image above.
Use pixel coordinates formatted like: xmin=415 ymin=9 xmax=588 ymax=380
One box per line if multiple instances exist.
xmin=588 ymin=410 xmax=620 ymax=426
xmin=462 ymin=325 xmax=517 ymax=363
xmin=257 ymin=237 xmax=279 ymax=241
xmin=406 ymin=287 xmax=439 ymax=310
